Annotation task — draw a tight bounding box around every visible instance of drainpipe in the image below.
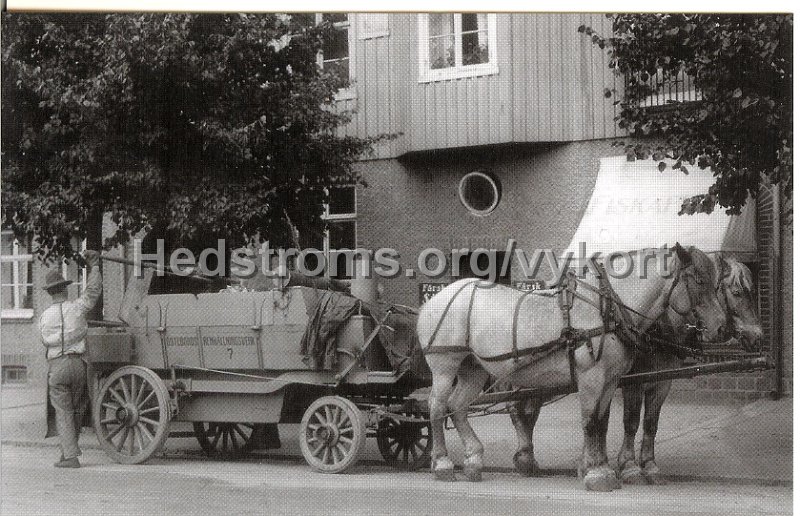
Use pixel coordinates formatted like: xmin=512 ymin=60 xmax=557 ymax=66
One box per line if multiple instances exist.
xmin=770 ymin=185 xmax=784 ymax=400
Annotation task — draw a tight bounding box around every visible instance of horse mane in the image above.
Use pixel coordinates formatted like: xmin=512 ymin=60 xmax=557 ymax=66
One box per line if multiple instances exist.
xmin=722 ymin=258 xmax=755 ymax=294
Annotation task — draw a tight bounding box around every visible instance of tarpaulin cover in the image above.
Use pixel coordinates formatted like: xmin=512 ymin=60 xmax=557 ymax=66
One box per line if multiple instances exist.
xmin=563 ymin=156 xmax=757 ymax=260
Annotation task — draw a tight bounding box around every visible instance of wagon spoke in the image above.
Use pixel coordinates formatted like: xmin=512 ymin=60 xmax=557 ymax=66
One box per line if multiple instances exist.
xmin=108 ymin=387 xmax=126 ymax=407
xmin=139 ymin=416 xmax=161 ymax=428
xmin=138 ymin=406 xmax=161 ymax=416
xmin=211 ymin=426 xmax=223 ymax=449
xmin=232 ymin=424 xmax=249 ymax=443
xmin=129 ymin=375 xmax=137 ymax=404
xmin=116 ymin=427 xmax=130 ymax=452
xmin=311 ymin=442 xmax=325 ymax=458
xmin=128 ymin=427 xmax=135 ymax=455
xmin=335 ymin=444 xmax=346 ymax=462
xmin=101 ymin=402 xmax=120 ymax=412
xmin=106 ymin=422 xmax=125 ymax=441
xmin=138 ymin=388 xmax=156 ymax=409
xmin=338 ymin=435 xmax=352 ymax=445
xmin=119 ymin=377 xmax=131 ymax=401
xmin=307 ymin=423 xmax=321 ymax=432
xmin=138 ymin=422 xmax=154 ymax=443
xmin=222 ymin=429 xmax=229 ymax=452
xmin=313 ymin=412 xmax=325 ymax=425
xmin=134 ymin=377 xmax=146 ymax=405
xmin=134 ymin=426 xmax=146 ymax=452
xmin=324 ymin=406 xmax=333 ymax=424
xmin=339 ymin=425 xmax=353 ymax=434
xmin=100 ymin=416 xmax=118 ymax=425
xmin=230 ymin=429 xmax=240 ymax=451
xmin=322 ymin=446 xmax=330 ymax=464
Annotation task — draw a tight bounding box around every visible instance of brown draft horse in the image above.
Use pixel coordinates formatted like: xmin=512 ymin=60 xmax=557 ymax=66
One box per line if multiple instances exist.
xmin=509 ymin=254 xmax=761 ymax=485
xmin=417 ymin=245 xmax=728 ymax=491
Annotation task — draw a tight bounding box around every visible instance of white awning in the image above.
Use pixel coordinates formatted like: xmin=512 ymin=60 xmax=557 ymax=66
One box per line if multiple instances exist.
xmin=563 ymin=156 xmax=757 ymax=260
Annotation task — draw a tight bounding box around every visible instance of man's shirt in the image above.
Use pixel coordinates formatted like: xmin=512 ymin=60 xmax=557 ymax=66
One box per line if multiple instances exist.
xmin=39 ymin=266 xmax=102 ymax=359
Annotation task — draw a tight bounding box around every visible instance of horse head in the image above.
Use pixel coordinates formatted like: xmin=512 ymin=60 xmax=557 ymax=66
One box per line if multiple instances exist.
xmin=715 ymin=254 xmax=763 ymax=352
xmin=658 ymin=243 xmax=729 ymax=345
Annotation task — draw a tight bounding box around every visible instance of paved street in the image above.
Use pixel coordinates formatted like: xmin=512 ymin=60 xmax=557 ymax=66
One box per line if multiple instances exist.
xmin=0 ymin=445 xmax=791 ymax=516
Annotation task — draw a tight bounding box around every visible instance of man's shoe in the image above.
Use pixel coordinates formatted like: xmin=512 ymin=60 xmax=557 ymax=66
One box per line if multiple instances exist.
xmin=54 ymin=457 xmax=80 ymax=468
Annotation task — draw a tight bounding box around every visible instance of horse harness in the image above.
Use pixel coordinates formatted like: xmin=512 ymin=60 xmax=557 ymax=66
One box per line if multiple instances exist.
xmin=423 ymin=266 xmax=640 ymax=386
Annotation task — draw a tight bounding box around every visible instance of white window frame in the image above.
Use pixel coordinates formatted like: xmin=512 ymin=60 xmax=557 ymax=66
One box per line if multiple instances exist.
xmin=315 ymin=13 xmax=357 ymax=101
xmin=417 ymin=13 xmax=498 ymax=83
xmin=321 ymin=186 xmax=357 ymax=276
xmin=2 ymin=365 xmax=28 ymax=385
xmin=357 ymin=13 xmax=389 ymax=40
xmin=1 ymin=231 xmax=34 ymax=320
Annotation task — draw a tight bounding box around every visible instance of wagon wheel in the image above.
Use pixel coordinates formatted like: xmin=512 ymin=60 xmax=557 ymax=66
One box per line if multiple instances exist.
xmin=193 ymin=422 xmax=263 ymax=457
xmin=377 ymin=413 xmax=432 ymax=471
xmin=299 ymin=396 xmax=365 ymax=474
xmin=93 ymin=366 xmax=172 ymax=465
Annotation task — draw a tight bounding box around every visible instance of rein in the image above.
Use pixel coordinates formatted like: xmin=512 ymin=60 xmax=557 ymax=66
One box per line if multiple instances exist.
xmin=422 ymin=260 xmax=699 ymax=366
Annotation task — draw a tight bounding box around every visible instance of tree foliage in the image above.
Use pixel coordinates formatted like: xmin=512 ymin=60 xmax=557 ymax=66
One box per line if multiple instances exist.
xmin=2 ymin=13 xmax=385 ymax=262
xmin=579 ymin=14 xmax=792 ymax=215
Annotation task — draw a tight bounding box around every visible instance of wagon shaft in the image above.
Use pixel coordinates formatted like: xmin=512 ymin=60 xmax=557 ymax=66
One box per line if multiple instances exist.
xmin=474 ymin=357 xmax=772 ymax=405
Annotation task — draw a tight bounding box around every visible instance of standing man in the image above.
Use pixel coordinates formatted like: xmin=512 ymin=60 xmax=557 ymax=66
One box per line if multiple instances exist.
xmin=40 ymin=250 xmax=102 ymax=468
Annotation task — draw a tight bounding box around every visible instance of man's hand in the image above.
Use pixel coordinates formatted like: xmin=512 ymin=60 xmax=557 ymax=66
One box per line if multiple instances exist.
xmin=83 ymin=250 xmax=101 ymax=268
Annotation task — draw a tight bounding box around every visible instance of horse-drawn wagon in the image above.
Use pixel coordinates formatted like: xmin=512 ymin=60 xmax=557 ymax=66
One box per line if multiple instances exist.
xmin=86 ymin=259 xmax=433 ymax=473
xmin=86 ymin=249 xmax=771 ymax=487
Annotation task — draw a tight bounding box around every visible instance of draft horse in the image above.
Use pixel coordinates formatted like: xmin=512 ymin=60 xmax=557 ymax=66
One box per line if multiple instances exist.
xmin=417 ymin=244 xmax=728 ymax=491
xmin=509 ymin=254 xmax=761 ymax=485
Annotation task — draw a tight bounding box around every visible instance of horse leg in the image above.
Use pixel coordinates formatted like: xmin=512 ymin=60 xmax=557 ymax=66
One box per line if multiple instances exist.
xmin=640 ymin=380 xmax=672 ymax=485
xmin=449 ymin=359 xmax=490 ymax=482
xmin=617 ymin=384 xmax=648 ymax=484
xmin=510 ymin=397 xmax=542 ymax=476
xmin=577 ymin=372 xmax=620 ymax=492
xmin=426 ymin=354 xmax=463 ymax=482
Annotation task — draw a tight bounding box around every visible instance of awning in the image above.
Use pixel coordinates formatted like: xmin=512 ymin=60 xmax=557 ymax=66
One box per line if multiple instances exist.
xmin=563 ymin=156 xmax=757 ymax=261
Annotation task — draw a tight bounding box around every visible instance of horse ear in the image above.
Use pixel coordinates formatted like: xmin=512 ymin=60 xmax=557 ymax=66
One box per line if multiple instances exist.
xmin=717 ymin=253 xmax=731 ymax=276
xmin=674 ymin=242 xmax=692 ymax=265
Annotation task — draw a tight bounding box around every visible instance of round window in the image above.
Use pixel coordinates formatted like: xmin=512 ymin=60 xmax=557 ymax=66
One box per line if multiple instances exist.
xmin=458 ymin=171 xmax=501 ymax=216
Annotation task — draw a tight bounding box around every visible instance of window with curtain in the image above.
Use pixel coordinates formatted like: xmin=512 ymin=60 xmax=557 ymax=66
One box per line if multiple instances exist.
xmin=419 ymin=13 xmax=498 ymax=82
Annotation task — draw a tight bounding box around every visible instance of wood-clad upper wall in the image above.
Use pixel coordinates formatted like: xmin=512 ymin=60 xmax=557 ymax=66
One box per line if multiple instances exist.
xmin=337 ymin=13 xmax=620 ymax=159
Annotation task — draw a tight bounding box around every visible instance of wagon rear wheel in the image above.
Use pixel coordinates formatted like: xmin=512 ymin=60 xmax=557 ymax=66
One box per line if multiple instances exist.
xmin=377 ymin=413 xmax=432 ymax=471
xmin=299 ymin=396 xmax=365 ymax=474
xmin=193 ymin=422 xmax=262 ymax=457
xmin=93 ymin=366 xmax=171 ymax=465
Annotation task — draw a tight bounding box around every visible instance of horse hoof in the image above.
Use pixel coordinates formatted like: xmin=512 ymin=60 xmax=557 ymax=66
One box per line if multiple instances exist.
xmin=513 ymin=450 xmax=540 ymax=477
xmin=464 ymin=466 xmax=482 ymax=482
xmin=642 ymin=462 xmax=668 ymax=486
xmin=619 ymin=462 xmax=648 ymax=485
xmin=583 ymin=469 xmax=616 ymax=492
xmin=434 ymin=468 xmax=457 ymax=482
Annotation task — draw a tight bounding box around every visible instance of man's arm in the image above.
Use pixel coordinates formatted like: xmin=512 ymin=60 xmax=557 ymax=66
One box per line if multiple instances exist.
xmin=75 ymin=251 xmax=102 ymax=314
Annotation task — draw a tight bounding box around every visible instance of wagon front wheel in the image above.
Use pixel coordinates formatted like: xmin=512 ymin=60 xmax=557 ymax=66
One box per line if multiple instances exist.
xmin=299 ymin=396 xmax=365 ymax=473
xmin=377 ymin=414 xmax=432 ymax=471
xmin=193 ymin=422 xmax=262 ymax=457
xmin=93 ymin=366 xmax=172 ymax=464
